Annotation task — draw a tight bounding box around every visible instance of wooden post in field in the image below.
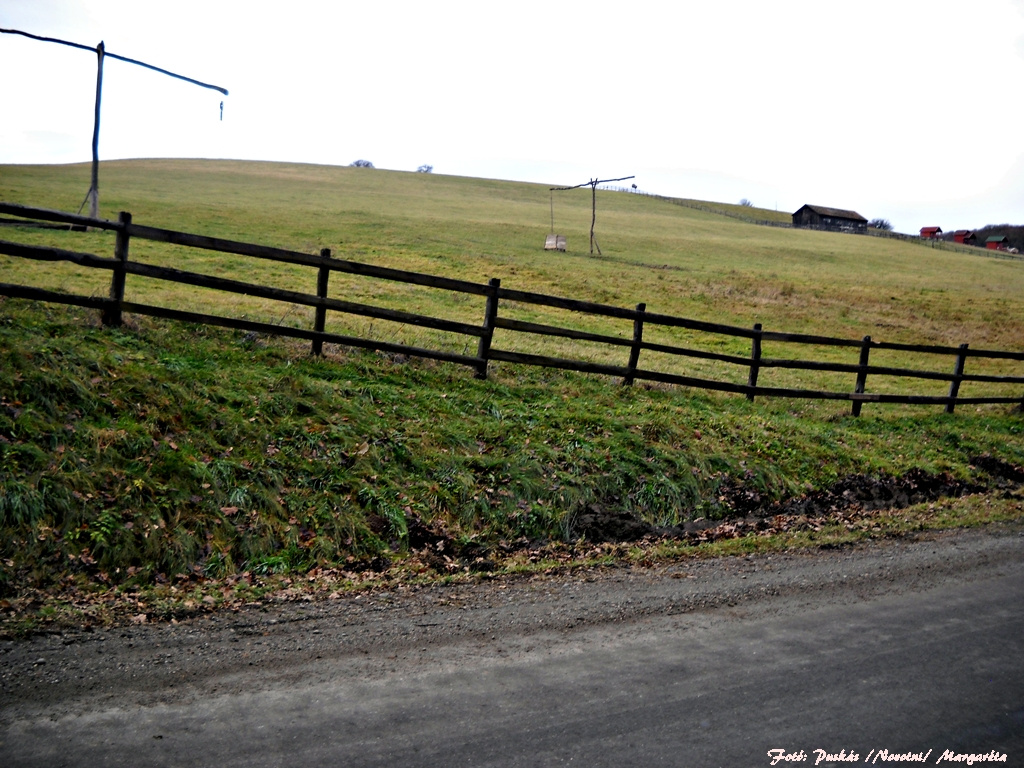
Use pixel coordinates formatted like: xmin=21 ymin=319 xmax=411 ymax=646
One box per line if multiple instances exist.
xmin=851 ymin=335 xmax=872 ymax=417
xmin=312 ymin=248 xmax=331 ymax=356
xmin=88 ymin=41 xmax=105 ymax=220
xmin=0 ymin=29 xmax=228 ymax=220
xmin=622 ymin=303 xmax=646 ymax=386
xmin=946 ymin=343 xmax=969 ymax=414
xmin=475 ymin=278 xmax=500 ymax=379
xmin=746 ymin=322 xmax=763 ymax=401
xmin=102 ymin=210 xmax=131 ymax=326
xmin=549 ymin=175 xmax=634 ymax=255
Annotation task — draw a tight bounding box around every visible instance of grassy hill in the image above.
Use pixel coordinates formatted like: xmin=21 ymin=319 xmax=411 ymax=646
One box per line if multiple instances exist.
xmin=5 ymin=159 xmax=1022 ymax=344
xmin=1 ymin=160 xmax=1023 ymax=629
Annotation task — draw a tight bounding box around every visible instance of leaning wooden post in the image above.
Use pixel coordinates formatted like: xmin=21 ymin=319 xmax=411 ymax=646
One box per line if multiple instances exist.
xmin=102 ymin=210 xmax=131 ymax=326
xmin=746 ymin=322 xmax=763 ymax=401
xmin=851 ymin=335 xmax=872 ymax=417
xmin=590 ymin=181 xmax=598 ymax=255
xmin=622 ymin=303 xmax=646 ymax=386
xmin=88 ymin=41 xmax=105 ymax=221
xmin=945 ymin=343 xmax=969 ymax=414
xmin=312 ymin=248 xmax=331 ymax=356
xmin=475 ymin=278 xmax=500 ymax=380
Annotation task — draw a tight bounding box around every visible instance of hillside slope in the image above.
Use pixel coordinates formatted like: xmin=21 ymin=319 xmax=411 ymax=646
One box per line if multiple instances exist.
xmin=1 ymin=160 xmax=1023 ymax=629
xmin=3 ymin=159 xmax=1023 ymax=350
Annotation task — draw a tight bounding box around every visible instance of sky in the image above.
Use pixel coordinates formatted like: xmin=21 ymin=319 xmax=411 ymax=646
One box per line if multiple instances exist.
xmin=2 ymin=0 xmax=1023 ymax=234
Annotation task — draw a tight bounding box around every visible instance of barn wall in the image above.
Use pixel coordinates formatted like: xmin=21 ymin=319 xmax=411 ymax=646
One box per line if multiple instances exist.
xmin=792 ymin=207 xmax=866 ymax=233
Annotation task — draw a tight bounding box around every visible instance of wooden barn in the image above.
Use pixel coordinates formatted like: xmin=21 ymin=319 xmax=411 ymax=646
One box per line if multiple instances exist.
xmin=920 ymin=226 xmax=942 ymax=238
xmin=792 ymin=204 xmax=868 ymax=233
xmin=986 ymin=235 xmax=1009 ymax=251
xmin=953 ymin=230 xmax=978 ymax=245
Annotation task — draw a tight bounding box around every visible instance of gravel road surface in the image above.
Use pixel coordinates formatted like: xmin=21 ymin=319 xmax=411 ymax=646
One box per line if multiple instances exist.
xmin=2 ymin=524 xmax=1023 ymax=766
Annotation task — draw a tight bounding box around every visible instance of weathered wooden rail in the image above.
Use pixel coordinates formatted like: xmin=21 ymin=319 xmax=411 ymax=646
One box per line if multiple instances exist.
xmin=2 ymin=201 xmax=1023 ymax=415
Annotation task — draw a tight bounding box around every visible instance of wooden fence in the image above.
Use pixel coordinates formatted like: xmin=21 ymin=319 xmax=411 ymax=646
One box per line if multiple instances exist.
xmin=2 ymin=201 xmax=1023 ymax=416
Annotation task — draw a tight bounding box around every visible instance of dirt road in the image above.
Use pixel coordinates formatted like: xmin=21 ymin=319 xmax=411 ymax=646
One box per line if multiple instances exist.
xmin=3 ymin=524 xmax=1023 ymax=766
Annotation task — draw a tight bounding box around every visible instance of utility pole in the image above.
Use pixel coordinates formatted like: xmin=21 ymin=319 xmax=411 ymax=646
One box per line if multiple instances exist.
xmin=550 ymin=175 xmax=634 ymax=254
xmin=1 ymin=28 xmax=228 ymax=219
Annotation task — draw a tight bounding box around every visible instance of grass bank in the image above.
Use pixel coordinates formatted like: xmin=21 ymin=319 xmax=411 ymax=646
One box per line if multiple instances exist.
xmin=2 ymin=299 xmax=1022 ymax=634
xmin=2 ymin=160 xmax=1023 ymax=632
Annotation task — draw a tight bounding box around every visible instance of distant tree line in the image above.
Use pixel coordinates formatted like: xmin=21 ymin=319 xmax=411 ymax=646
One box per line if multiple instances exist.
xmin=347 ymin=161 xmax=434 ymax=173
xmin=970 ymin=224 xmax=1024 ymax=252
xmin=937 ymin=224 xmax=1024 ymax=252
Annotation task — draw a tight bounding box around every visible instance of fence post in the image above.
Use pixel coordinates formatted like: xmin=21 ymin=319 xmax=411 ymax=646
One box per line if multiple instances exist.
xmin=312 ymin=248 xmax=331 ymax=356
xmin=475 ymin=278 xmax=500 ymax=380
xmin=851 ymin=335 xmax=872 ymax=417
xmin=622 ymin=303 xmax=646 ymax=386
xmin=946 ymin=343 xmax=969 ymax=414
xmin=102 ymin=211 xmax=131 ymax=326
xmin=746 ymin=322 xmax=763 ymax=401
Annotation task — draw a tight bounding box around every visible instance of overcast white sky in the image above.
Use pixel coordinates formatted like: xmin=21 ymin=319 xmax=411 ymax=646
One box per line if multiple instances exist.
xmin=2 ymin=0 xmax=1023 ymax=233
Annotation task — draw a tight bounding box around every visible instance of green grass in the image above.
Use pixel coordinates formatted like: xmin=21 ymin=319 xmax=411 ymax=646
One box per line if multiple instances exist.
xmin=3 ymin=160 xmax=1022 ymax=407
xmin=1 ymin=160 xmax=1023 ymax=629
xmin=1 ymin=301 xmax=1021 ymax=581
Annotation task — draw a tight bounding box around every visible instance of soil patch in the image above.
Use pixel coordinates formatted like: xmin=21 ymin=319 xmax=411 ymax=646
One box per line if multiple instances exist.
xmin=572 ymin=455 xmax=1022 ymax=545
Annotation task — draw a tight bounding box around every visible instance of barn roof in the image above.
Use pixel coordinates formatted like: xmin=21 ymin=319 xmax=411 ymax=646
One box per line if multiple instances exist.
xmin=794 ymin=204 xmax=867 ymax=222
xmin=920 ymin=226 xmax=942 ymax=235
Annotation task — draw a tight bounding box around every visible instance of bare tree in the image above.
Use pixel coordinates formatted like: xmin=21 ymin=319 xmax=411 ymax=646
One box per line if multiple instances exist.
xmin=868 ymin=218 xmax=893 ymax=231
xmin=416 ymin=164 xmax=433 ymax=173
xmin=349 ymin=159 xmax=374 ymax=168
xmin=739 ymin=198 xmax=754 ymax=207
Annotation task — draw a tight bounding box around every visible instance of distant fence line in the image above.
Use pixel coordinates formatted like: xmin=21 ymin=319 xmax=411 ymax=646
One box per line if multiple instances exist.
xmin=1 ymin=201 xmax=1023 ymax=416
xmin=865 ymin=229 xmax=1024 ymax=260
xmin=598 ymin=186 xmax=792 ymax=228
xmin=597 ymin=186 xmax=1024 ymax=260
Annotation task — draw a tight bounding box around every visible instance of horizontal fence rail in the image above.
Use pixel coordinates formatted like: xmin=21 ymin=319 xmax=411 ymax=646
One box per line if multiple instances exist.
xmin=1 ymin=201 xmax=1023 ymax=416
